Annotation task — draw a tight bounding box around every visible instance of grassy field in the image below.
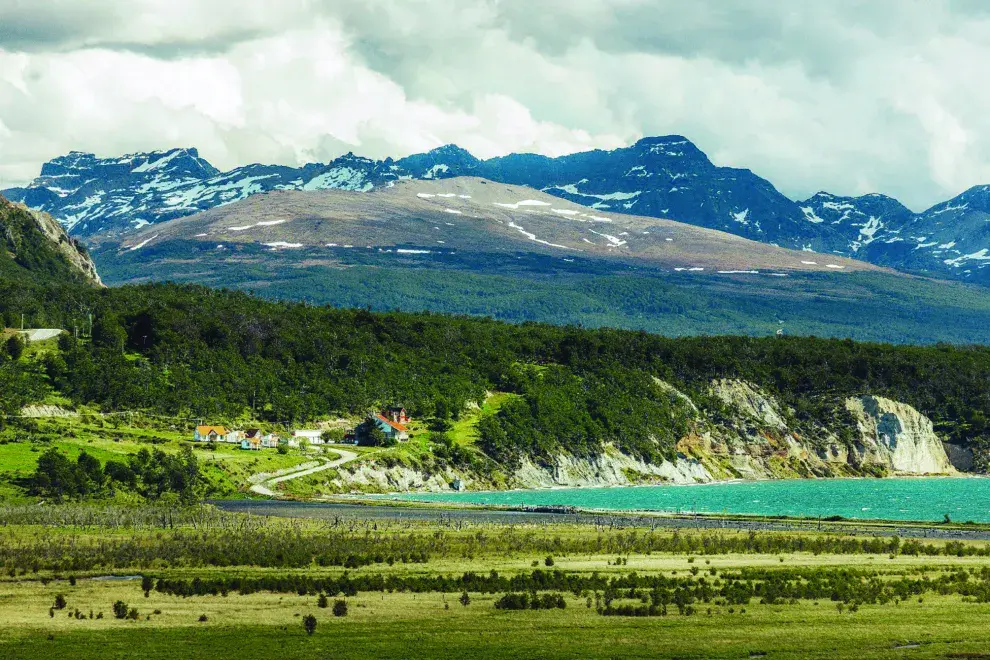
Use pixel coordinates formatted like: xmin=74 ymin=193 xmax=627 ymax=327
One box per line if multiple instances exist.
xmin=3 ymin=505 xmax=990 ymax=658
xmin=0 ymin=414 xmax=315 ymax=499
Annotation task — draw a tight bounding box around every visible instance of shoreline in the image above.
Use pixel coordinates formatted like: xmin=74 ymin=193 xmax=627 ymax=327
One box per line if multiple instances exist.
xmin=212 ymin=498 xmax=990 ymax=540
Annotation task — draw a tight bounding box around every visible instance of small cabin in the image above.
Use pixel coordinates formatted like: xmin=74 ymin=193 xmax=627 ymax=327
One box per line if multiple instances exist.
xmin=261 ymin=433 xmax=280 ymax=449
xmin=293 ymin=429 xmax=323 ymax=445
xmin=240 ymin=436 xmax=261 ymax=451
xmin=194 ymin=425 xmax=228 ymax=443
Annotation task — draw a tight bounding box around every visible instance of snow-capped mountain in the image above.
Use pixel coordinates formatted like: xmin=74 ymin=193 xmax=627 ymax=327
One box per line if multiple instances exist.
xmin=795 ymin=188 xmax=990 ymax=280
xmin=2 ymin=149 xmax=399 ymax=236
xmin=5 ymin=137 xmax=990 ymax=282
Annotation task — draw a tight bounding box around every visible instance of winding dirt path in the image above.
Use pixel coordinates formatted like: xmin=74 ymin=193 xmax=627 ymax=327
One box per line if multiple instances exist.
xmin=249 ymin=448 xmax=360 ymax=497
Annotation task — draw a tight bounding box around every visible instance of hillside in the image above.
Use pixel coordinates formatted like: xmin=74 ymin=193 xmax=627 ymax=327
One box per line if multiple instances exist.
xmin=113 ymin=177 xmax=880 ymax=275
xmin=85 ymin=177 xmax=990 ymax=345
xmin=6 ymin=137 xmax=990 ymax=284
xmin=1 ymin=280 xmax=989 ymax=499
xmin=0 ymin=195 xmax=102 ymax=288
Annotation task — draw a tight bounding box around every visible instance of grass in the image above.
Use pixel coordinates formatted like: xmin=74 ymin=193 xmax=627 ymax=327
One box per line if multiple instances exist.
xmin=448 ymin=392 xmax=520 ymax=446
xmin=4 ymin=505 xmax=990 ymax=658
xmin=0 ymin=415 xmax=314 ymax=497
xmin=2 ymin=548 xmax=990 ymax=658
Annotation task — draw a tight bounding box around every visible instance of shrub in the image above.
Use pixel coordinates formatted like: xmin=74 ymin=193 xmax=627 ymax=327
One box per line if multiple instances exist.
xmin=112 ymin=601 xmax=129 ymax=619
xmin=544 ymin=556 xmax=555 ymax=567
xmin=332 ymin=600 xmax=348 ymax=617
xmin=459 ymin=592 xmax=471 ymax=607
xmin=317 ymin=594 xmax=328 ymax=608
xmin=127 ymin=607 xmax=139 ymax=620
xmin=303 ymin=614 xmax=317 ymax=635
xmin=53 ymin=594 xmax=67 ymax=610
xmin=198 ymin=614 xmax=208 ymax=622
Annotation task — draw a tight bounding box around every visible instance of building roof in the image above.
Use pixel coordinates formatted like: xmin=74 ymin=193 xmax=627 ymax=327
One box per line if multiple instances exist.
xmin=196 ymin=425 xmax=227 ymax=435
xmin=375 ymin=414 xmax=408 ymax=432
xmin=244 ymin=428 xmax=261 ymax=438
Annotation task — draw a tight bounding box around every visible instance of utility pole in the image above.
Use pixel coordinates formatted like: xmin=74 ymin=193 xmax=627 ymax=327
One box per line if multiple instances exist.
xmin=20 ymin=313 xmax=24 ymax=331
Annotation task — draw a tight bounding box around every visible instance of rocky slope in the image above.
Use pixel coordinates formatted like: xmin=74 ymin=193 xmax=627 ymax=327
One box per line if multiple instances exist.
xmin=8 ymin=137 xmax=990 ymax=283
xmin=0 ymin=194 xmax=102 ymax=286
xmin=110 ymin=177 xmax=882 ymax=277
xmin=320 ymin=379 xmax=961 ymax=494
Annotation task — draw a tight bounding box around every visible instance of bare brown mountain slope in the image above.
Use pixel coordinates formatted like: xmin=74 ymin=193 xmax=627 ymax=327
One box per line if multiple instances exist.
xmin=116 ymin=177 xmax=888 ymax=275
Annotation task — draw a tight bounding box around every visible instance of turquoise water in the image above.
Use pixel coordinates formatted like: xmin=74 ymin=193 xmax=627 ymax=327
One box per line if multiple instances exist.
xmin=384 ymin=478 xmax=990 ymax=523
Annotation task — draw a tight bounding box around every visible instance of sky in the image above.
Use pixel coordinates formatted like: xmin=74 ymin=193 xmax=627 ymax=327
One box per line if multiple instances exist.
xmin=1 ymin=0 xmax=990 ymax=210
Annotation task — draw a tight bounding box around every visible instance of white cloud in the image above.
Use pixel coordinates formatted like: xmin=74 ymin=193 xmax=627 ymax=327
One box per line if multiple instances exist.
xmin=3 ymin=0 xmax=990 ymax=210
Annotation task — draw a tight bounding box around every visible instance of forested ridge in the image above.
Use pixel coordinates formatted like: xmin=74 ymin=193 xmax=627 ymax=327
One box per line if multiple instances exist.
xmin=2 ymin=280 xmax=989 ymax=470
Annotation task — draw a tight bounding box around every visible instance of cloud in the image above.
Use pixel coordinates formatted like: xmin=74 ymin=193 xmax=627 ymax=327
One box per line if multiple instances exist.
xmin=3 ymin=0 xmax=990 ymax=209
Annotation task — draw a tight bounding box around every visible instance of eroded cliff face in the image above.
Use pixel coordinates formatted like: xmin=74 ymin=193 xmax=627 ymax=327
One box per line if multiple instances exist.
xmin=323 ymin=379 xmax=959 ymax=493
xmin=845 ymin=395 xmax=954 ymax=475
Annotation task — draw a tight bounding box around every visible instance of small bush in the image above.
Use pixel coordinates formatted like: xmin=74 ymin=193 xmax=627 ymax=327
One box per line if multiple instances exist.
xmin=53 ymin=594 xmax=67 ymax=610
xmin=544 ymin=556 xmax=555 ymax=567
xmin=459 ymin=592 xmax=470 ymax=607
xmin=198 ymin=614 xmax=208 ymax=622
xmin=112 ymin=601 xmax=129 ymax=619
xmin=332 ymin=600 xmax=348 ymax=617
xmin=303 ymin=614 xmax=317 ymax=635
xmin=317 ymin=594 xmax=329 ymax=608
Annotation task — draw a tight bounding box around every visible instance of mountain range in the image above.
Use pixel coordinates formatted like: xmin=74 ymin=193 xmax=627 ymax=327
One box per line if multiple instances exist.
xmin=5 ymin=136 xmax=990 ymax=284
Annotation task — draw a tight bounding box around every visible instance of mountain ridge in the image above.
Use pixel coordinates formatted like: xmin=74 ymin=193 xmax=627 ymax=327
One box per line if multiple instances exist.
xmin=5 ymin=137 xmax=990 ymax=283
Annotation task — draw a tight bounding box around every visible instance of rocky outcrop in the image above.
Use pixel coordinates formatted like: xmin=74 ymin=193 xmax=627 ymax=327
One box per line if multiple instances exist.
xmin=710 ymin=379 xmax=788 ymax=430
xmin=512 ymin=447 xmax=712 ymax=488
xmin=845 ymin=395 xmax=955 ymax=474
xmin=322 ymin=379 xmax=959 ymax=494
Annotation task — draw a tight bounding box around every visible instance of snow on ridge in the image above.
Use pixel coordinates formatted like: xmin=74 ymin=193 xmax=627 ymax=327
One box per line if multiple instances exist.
xmin=257 ymin=219 xmax=288 ymax=226
xmin=588 ymin=228 xmax=627 ymax=247
xmin=551 ymin=208 xmax=581 ymax=216
xmin=263 ymin=241 xmax=303 ymax=249
xmin=494 ymin=200 xmax=553 ymax=210
xmin=444 ymin=209 xmax=463 ymax=214
xmin=825 ymin=264 xmax=845 ymax=269
xmin=506 ymin=221 xmax=573 ymax=250
xmin=718 ymin=270 xmax=758 ymax=274
xmin=800 ymin=206 xmax=825 ymax=224
xmin=128 ymin=234 xmax=158 ymax=251
xmin=731 ymin=209 xmax=749 ymax=225
xmin=397 ymin=249 xmax=431 ymax=254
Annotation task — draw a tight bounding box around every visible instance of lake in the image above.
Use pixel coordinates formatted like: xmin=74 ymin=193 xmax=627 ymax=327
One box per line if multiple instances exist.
xmin=382 ymin=477 xmax=990 ymax=523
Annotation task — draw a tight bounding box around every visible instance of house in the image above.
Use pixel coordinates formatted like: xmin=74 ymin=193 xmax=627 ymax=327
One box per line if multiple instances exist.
xmin=226 ymin=430 xmax=244 ymax=444
xmin=293 ymin=429 xmax=323 ymax=445
xmin=343 ymin=430 xmax=357 ymax=445
xmin=240 ymin=436 xmax=261 ymax=450
xmin=194 ymin=425 xmax=228 ymax=443
xmin=261 ymin=433 xmax=280 ymax=449
xmin=383 ymin=406 xmax=410 ymax=424
xmin=355 ymin=414 xmax=409 ymax=444
xmin=285 ymin=436 xmax=299 ymax=448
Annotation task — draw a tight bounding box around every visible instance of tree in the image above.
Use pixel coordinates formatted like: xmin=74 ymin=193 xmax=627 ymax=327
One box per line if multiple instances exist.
xmin=321 ymin=428 xmax=344 ymax=444
xmin=303 ymin=614 xmax=317 ymax=635
xmin=317 ymin=594 xmax=328 ymax=608
xmin=31 ymin=447 xmax=77 ymax=501
xmin=332 ymin=600 xmax=348 ymax=617
xmin=91 ymin=314 xmax=126 ymax=353
xmin=5 ymin=335 xmax=24 ymax=361
xmin=53 ymin=594 xmax=67 ymax=610
xmin=357 ymin=419 xmax=392 ymax=447
xmin=112 ymin=600 xmax=129 ymax=619
xmin=459 ymin=591 xmax=471 ymax=607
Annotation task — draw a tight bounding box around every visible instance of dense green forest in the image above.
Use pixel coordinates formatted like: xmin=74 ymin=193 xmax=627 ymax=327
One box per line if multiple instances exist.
xmin=93 ymin=241 xmax=990 ymax=345
xmin=2 ymin=280 xmax=989 ymax=469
